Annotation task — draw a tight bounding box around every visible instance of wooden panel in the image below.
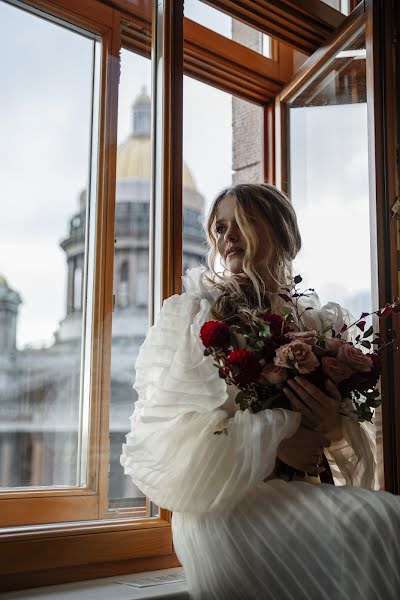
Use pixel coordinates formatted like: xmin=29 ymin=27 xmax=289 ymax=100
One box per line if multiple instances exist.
xmin=2 ymin=524 xmax=171 ymax=574
xmin=161 ymin=0 xmax=184 ymax=299
xmin=96 ymin=11 xmax=125 ymax=521
xmin=112 ymin=15 xmax=295 ymax=105
xmin=2 ymin=554 xmax=180 ymax=592
xmin=277 ymin=2 xmax=365 ymax=103
xmin=121 ymin=14 xmax=152 ymax=58
xmin=0 ymin=494 xmax=98 ymax=528
xmin=203 ymin=0 xmax=346 ymax=54
xmin=365 ymin=0 xmax=400 ymax=493
xmin=20 ymin=0 xmax=114 ymax=29
xmin=1 ymin=526 xmax=174 ymax=592
xmin=101 ymin=0 xmax=151 ymax=21
xmin=264 ymin=104 xmax=276 ymax=184
xmin=184 ymin=19 xmax=289 ymax=104
xmin=2 ymin=554 xmax=181 ymax=592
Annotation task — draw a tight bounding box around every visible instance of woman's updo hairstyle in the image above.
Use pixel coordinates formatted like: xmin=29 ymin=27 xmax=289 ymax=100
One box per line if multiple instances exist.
xmin=203 ymin=183 xmax=301 ymax=322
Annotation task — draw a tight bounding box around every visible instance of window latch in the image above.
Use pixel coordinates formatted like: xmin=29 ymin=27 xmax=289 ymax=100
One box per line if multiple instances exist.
xmin=391 ymin=197 xmax=400 ymax=219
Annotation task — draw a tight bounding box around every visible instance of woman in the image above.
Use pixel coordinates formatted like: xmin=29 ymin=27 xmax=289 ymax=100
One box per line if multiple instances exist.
xmin=121 ymin=183 xmax=400 ymax=599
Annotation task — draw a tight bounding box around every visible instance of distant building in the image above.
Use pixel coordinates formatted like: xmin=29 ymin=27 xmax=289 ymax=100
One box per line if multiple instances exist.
xmin=0 ymin=88 xmax=206 ymax=505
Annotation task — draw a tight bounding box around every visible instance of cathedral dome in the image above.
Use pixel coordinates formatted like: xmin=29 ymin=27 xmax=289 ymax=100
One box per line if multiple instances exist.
xmin=116 ymin=87 xmax=198 ymax=192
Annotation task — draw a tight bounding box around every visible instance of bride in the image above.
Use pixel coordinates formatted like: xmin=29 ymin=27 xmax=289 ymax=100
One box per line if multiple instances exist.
xmin=121 ymin=183 xmax=400 ymax=599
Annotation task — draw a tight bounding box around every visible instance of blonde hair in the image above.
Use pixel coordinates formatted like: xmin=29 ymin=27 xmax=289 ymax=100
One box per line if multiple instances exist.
xmin=203 ymin=183 xmax=301 ymax=322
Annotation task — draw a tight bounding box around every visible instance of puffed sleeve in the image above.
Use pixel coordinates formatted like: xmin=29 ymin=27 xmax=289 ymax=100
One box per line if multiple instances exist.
xmin=120 ymin=292 xmax=301 ymax=513
xmin=303 ymin=300 xmax=377 ymax=489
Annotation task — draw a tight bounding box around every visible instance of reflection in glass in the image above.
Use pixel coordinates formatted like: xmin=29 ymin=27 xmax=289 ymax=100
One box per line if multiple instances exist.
xmin=0 ymin=1 xmax=100 ymax=488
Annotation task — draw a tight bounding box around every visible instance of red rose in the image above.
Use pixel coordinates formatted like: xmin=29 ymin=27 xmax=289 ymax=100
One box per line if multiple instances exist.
xmin=260 ymin=312 xmax=292 ymax=335
xmin=227 ymin=349 xmax=262 ymax=385
xmin=200 ymin=320 xmax=231 ymax=349
xmin=262 ymin=334 xmax=288 ymax=363
xmin=339 ymin=352 xmax=382 ymax=396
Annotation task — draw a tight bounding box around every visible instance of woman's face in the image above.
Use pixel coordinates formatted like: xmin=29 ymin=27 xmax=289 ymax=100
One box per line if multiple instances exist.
xmin=215 ymin=194 xmax=271 ymax=275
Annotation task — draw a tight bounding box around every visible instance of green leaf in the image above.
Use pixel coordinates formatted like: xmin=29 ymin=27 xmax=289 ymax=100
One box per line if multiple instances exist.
xmin=322 ymin=326 xmax=334 ymax=335
xmin=235 ymin=390 xmax=245 ymax=403
xmin=363 ymin=326 xmax=374 ymax=339
xmin=361 ymin=340 xmax=371 ymax=349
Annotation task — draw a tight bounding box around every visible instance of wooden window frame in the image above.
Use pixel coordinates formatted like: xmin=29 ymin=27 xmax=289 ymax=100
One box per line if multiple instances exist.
xmin=364 ymin=0 xmax=400 ymax=493
xmin=202 ymin=0 xmax=346 ymax=54
xmin=0 ymin=0 xmax=356 ymax=592
xmin=0 ymin=0 xmax=179 ymax=591
xmin=275 ymin=0 xmax=400 ymax=494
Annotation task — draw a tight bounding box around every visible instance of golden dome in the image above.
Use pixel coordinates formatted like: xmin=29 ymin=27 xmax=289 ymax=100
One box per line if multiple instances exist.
xmin=116 ymin=135 xmax=197 ymax=192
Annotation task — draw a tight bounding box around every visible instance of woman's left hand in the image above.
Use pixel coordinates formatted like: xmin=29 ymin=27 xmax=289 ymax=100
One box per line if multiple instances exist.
xmin=283 ymin=376 xmax=343 ymax=443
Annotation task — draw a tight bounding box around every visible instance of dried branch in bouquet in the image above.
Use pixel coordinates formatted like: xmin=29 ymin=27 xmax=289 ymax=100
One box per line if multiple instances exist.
xmin=200 ymin=275 xmax=399 ymax=427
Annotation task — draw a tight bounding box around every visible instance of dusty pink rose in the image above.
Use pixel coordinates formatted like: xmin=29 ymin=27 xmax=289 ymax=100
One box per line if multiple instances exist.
xmin=258 ymin=363 xmax=288 ymax=385
xmin=274 ymin=341 xmax=319 ymax=375
xmin=286 ymin=330 xmax=318 ymax=346
xmin=320 ymin=356 xmax=353 ymax=383
xmin=325 ymin=337 xmax=346 ymax=355
xmin=337 ymin=344 xmax=373 ymax=372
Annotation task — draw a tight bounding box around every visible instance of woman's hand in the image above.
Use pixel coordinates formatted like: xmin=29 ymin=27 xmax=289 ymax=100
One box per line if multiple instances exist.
xmin=283 ymin=376 xmax=343 ymax=442
xmin=276 ymin=425 xmax=329 ymax=475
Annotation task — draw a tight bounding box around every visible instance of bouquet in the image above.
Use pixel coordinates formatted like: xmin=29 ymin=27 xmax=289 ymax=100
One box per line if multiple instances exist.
xmin=200 ymin=276 xmax=398 ymax=428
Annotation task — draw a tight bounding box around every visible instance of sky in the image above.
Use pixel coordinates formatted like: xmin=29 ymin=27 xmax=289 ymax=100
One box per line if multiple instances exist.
xmin=0 ymin=0 xmax=371 ymax=350
xmin=290 ymin=102 xmax=372 ymax=317
xmin=0 ymin=0 xmax=234 ymax=348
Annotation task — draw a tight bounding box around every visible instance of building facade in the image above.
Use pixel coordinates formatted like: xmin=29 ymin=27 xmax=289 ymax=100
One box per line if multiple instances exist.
xmin=0 ymin=89 xmax=207 ymax=504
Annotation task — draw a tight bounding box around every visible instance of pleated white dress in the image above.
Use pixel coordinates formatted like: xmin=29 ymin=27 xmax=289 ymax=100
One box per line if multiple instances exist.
xmin=121 ymin=266 xmax=400 ymax=600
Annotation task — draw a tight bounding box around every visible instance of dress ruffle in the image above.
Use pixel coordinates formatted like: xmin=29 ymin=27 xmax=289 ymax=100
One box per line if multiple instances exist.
xmin=120 ymin=265 xmax=400 ymax=599
xmin=121 ymin=289 xmax=300 ymax=513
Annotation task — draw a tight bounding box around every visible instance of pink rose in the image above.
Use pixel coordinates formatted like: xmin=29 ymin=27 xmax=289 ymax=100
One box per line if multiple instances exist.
xmin=258 ymin=363 xmax=288 ymax=385
xmin=274 ymin=341 xmax=319 ymax=375
xmin=320 ymin=356 xmax=353 ymax=383
xmin=325 ymin=337 xmax=346 ymax=355
xmin=337 ymin=344 xmax=373 ymax=372
xmin=286 ymin=330 xmax=318 ymax=346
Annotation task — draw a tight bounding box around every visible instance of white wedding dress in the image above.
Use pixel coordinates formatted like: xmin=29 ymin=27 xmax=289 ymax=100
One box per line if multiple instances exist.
xmin=121 ymin=266 xmax=400 ymax=599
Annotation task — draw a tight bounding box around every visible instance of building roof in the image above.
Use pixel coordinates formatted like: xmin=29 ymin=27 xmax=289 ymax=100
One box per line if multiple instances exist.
xmin=116 ymin=135 xmax=197 ymax=191
xmin=116 ymin=87 xmax=198 ymax=192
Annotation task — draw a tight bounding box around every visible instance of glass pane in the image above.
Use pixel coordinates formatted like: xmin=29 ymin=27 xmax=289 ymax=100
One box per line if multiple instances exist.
xmin=320 ymin=0 xmax=351 ymax=15
xmin=182 ymin=75 xmax=263 ymax=278
xmin=185 ymin=0 xmax=273 ymax=59
xmin=287 ymin=31 xmax=383 ymax=487
xmin=108 ymin=48 xmax=152 ymax=514
xmin=0 ymin=1 xmax=100 ymax=488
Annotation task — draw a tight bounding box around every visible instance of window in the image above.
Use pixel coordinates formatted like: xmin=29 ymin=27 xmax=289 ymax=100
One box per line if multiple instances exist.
xmin=1 ymin=0 xmax=398 ymax=591
xmin=0 ymin=0 xmax=100 ymax=496
xmin=278 ymin=19 xmax=387 ymax=489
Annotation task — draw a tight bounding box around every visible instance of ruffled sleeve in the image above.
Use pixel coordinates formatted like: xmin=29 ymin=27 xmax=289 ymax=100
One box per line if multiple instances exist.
xmin=302 ymin=299 xmax=377 ymax=489
xmin=120 ymin=292 xmax=300 ymax=513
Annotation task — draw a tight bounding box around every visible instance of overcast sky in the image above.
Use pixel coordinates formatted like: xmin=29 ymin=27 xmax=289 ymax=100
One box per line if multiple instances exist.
xmin=0 ymin=0 xmax=370 ymax=350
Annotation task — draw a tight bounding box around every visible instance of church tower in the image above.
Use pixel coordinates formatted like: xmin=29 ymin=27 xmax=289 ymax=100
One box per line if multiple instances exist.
xmin=57 ymin=86 xmax=205 ymax=342
xmin=0 ymin=276 xmax=22 ymax=356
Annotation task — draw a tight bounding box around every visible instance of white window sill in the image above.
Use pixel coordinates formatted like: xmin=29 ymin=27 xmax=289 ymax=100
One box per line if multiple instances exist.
xmin=0 ymin=568 xmax=189 ymax=600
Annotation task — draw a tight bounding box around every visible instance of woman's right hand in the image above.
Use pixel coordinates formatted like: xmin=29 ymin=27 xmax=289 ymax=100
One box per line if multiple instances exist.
xmin=276 ymin=425 xmax=330 ymax=475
